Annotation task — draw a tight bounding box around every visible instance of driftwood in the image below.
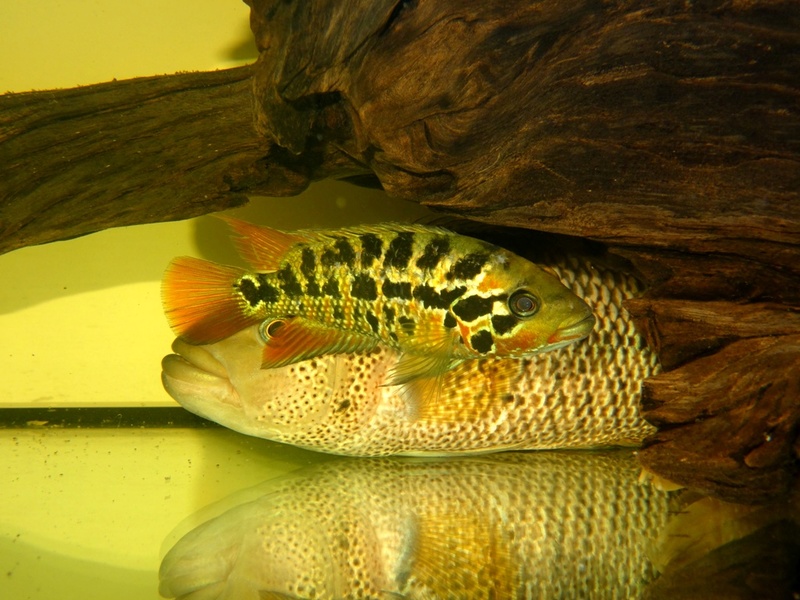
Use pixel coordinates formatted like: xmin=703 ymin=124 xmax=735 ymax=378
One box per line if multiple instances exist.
xmin=1 ymin=0 xmax=799 ymax=502
xmin=0 ymin=68 xmax=261 ymax=252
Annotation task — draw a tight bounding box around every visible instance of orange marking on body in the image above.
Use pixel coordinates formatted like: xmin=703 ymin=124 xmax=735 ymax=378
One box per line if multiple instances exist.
xmin=457 ymin=320 xmax=472 ymax=352
xmin=478 ymin=274 xmax=502 ymax=293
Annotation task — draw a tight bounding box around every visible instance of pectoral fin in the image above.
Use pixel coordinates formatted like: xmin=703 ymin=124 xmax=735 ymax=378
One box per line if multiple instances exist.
xmin=383 ymin=320 xmax=464 ymax=418
xmin=397 ymin=358 xmax=519 ymax=423
xmin=412 ymin=508 xmax=514 ymax=598
xmin=260 ymin=317 xmax=379 ymax=369
xmin=386 ymin=352 xmax=457 ymax=387
xmin=386 ymin=352 xmax=462 ymax=421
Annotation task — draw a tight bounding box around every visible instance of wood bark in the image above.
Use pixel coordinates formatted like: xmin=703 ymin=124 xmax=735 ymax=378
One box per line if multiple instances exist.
xmin=2 ymin=0 xmax=799 ymax=502
xmin=1 ymin=67 xmax=267 ymax=253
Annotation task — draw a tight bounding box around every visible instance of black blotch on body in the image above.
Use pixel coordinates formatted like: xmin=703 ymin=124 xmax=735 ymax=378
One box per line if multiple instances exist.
xmin=334 ymin=238 xmax=356 ymax=267
xmin=236 ymin=278 xmax=261 ymax=308
xmin=299 ymin=249 xmax=322 ymax=296
xmin=359 ymin=233 xmax=383 ymax=268
xmin=471 ymin=329 xmax=494 ymax=354
xmin=336 ymin=399 xmax=351 ymax=412
xmin=491 ymin=314 xmax=518 ymax=336
xmin=323 ymin=276 xmax=341 ymax=298
xmin=382 ymin=280 xmax=412 ymax=300
xmin=452 ymin=295 xmax=495 ymax=322
xmin=321 ymin=248 xmax=337 ymax=267
xmin=351 ymin=274 xmax=378 ymax=300
xmin=384 ymin=232 xmax=414 ymax=269
xmin=237 ymin=274 xmax=280 ymax=307
xmin=443 ymin=312 xmax=457 ymax=329
xmin=365 ymin=311 xmax=380 ymax=334
xmin=277 ymin=266 xmax=303 ymax=297
xmin=320 ymin=238 xmax=356 ymax=268
xmin=398 ymin=316 xmax=415 ymax=335
xmin=450 ymin=252 xmax=490 ymax=280
xmin=305 ymin=279 xmax=322 ymax=297
xmin=333 ymin=305 xmax=344 ymax=321
xmin=416 ymin=236 xmax=451 ymax=270
xmin=383 ymin=305 xmax=396 ymax=323
xmin=412 ymin=285 xmax=466 ymax=309
xmin=300 ymin=247 xmax=316 ymax=279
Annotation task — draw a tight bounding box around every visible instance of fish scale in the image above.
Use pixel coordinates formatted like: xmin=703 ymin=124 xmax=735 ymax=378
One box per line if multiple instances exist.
xmin=162 ymin=219 xmax=595 ymax=385
xmin=272 ymin=229 xmax=478 ymax=342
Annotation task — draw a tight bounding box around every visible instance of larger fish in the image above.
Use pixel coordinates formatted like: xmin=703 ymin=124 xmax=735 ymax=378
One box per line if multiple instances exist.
xmin=159 ymin=452 xmax=674 ymax=599
xmin=161 ymin=253 xmax=660 ymax=454
xmin=162 ymin=219 xmax=594 ymax=385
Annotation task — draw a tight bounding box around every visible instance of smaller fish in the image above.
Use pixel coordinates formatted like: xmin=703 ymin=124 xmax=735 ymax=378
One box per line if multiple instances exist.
xmin=162 ymin=219 xmax=594 ymax=388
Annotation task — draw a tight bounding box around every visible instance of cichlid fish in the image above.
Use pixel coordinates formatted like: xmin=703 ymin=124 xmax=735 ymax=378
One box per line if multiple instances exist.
xmin=161 ymin=253 xmax=660 ymax=454
xmin=159 ymin=452 xmax=674 ymax=599
xmin=162 ymin=219 xmax=595 ymax=386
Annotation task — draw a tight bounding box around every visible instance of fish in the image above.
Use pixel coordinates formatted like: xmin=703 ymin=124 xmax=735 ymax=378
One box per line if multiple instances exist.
xmin=162 ymin=219 xmax=595 ymax=387
xmin=161 ymin=252 xmax=660 ymax=453
xmin=159 ymin=451 xmax=675 ymax=599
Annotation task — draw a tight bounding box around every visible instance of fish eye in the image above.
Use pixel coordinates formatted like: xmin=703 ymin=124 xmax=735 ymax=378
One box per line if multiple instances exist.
xmin=259 ymin=318 xmax=286 ymax=342
xmin=509 ymin=290 xmax=539 ymax=318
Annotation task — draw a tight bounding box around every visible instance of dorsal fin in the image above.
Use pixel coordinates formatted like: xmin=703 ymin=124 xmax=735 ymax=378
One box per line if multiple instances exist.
xmin=216 ymin=215 xmax=315 ymax=271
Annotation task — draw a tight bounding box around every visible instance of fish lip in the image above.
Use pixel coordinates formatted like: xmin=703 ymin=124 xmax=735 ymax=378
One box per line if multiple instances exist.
xmin=548 ymin=313 xmax=596 ymax=344
xmin=161 ymin=339 xmax=241 ymax=410
xmin=169 ymin=338 xmax=229 ymax=379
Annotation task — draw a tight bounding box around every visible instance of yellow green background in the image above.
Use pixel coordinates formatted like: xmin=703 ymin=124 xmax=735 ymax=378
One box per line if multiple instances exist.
xmin=0 ymin=3 xmax=427 ymax=599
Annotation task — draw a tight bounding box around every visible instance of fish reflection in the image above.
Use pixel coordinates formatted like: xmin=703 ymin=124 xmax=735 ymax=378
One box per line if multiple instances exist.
xmin=159 ymin=451 xmax=674 ymax=599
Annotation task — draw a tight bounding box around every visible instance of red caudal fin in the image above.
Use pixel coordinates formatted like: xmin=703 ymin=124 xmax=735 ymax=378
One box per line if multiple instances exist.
xmin=215 ymin=216 xmax=314 ymax=272
xmin=161 ymin=256 xmax=260 ymax=345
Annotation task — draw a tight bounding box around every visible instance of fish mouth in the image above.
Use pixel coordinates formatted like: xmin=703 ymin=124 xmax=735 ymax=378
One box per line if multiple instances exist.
xmin=161 ymin=339 xmax=241 ymax=411
xmin=548 ymin=313 xmax=596 ymax=346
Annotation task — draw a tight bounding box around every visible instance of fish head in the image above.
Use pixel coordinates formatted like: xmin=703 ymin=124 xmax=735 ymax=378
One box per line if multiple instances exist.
xmin=162 ymin=326 xmax=335 ymax=441
xmin=161 ymin=325 xmax=396 ymax=446
xmin=474 ymin=250 xmax=596 ymax=357
xmin=159 ymin=481 xmax=365 ymax=599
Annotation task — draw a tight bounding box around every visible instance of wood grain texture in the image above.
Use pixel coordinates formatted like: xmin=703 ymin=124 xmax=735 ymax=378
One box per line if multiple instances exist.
xmin=0 ymin=67 xmax=267 ymax=254
xmin=246 ymin=0 xmax=800 ymax=255
xmin=241 ymin=0 xmax=800 ymax=501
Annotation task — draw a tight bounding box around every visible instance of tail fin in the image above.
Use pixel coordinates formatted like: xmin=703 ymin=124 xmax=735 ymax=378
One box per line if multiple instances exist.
xmin=162 ymin=256 xmax=261 ymax=345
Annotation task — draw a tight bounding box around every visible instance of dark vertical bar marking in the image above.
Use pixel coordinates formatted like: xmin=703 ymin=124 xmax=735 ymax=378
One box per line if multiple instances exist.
xmin=450 ymin=252 xmax=490 ymax=280
xmin=385 ymin=232 xmax=415 ymax=269
xmin=277 ymin=266 xmax=303 ymax=297
xmin=416 ymin=236 xmax=451 ymax=270
xmin=470 ymin=330 xmax=494 ymax=354
xmin=359 ymin=233 xmax=383 ymax=268
xmin=351 ymin=274 xmax=378 ymax=300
